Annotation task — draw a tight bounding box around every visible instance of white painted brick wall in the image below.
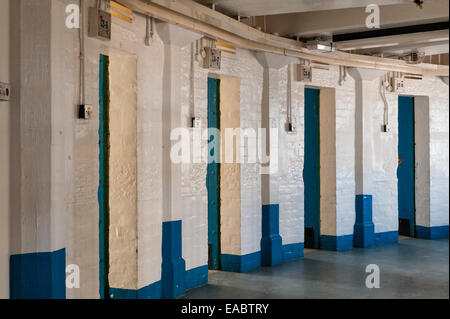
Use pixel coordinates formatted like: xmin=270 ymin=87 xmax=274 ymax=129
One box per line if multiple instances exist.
xmin=7 ymin=1 xmax=447 ymax=298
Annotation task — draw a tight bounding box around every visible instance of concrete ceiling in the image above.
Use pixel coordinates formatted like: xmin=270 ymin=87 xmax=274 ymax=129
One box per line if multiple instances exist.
xmin=195 ymin=0 xmax=449 ymax=60
xmin=195 ymin=0 xmax=415 ymax=17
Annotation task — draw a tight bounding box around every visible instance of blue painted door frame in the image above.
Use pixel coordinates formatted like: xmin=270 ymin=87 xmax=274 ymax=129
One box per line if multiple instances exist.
xmin=98 ymin=54 xmax=110 ymax=299
xmin=207 ymin=78 xmax=221 ymax=270
xmin=304 ymin=88 xmax=321 ymax=249
xmin=397 ymin=96 xmax=415 ymax=237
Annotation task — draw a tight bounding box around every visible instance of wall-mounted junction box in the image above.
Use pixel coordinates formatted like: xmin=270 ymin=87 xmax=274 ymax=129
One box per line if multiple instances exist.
xmin=78 ymin=104 xmax=93 ymax=120
xmin=88 ymin=7 xmax=111 ymax=41
xmin=296 ymin=64 xmax=312 ymax=82
xmin=192 ymin=117 xmax=202 ymax=128
xmin=381 ymin=124 xmax=390 ymax=133
xmin=202 ymin=48 xmax=221 ymax=70
xmin=391 ymin=77 xmax=404 ymax=92
xmin=0 ymin=82 xmax=10 ymax=101
xmin=286 ymin=122 xmax=296 ymax=133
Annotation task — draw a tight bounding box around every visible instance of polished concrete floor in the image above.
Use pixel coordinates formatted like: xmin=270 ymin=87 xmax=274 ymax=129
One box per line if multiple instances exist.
xmin=185 ymin=238 xmax=449 ymax=299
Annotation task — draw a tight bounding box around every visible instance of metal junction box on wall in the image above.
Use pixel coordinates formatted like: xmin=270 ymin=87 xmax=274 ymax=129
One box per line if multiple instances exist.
xmin=202 ymin=48 xmax=221 ymax=70
xmin=0 ymin=82 xmax=11 ymax=101
xmin=391 ymin=77 xmax=405 ymax=92
xmin=296 ymin=64 xmax=312 ymax=82
xmin=88 ymin=7 xmax=111 ymax=41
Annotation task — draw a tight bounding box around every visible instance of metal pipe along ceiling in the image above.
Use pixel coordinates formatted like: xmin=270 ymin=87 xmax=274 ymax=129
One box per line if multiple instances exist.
xmin=117 ymin=0 xmax=449 ymax=76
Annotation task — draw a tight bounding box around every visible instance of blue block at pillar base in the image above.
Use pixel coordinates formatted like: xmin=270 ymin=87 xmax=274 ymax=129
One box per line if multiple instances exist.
xmin=10 ymin=248 xmax=66 ymax=299
xmin=161 ymin=220 xmax=186 ymax=299
xmin=261 ymin=204 xmax=283 ymax=266
xmin=354 ymin=195 xmax=375 ymax=248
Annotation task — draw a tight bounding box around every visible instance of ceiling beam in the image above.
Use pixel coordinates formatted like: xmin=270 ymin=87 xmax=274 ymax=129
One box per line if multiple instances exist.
xmin=333 ymin=21 xmax=449 ymax=42
xmin=264 ymin=0 xmax=448 ymax=38
xmin=117 ymin=0 xmax=449 ymax=76
xmin=195 ymin=0 xmax=416 ymax=17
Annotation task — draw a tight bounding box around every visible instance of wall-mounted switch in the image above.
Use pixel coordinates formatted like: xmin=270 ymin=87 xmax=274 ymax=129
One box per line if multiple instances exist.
xmin=287 ymin=122 xmax=296 ymax=133
xmin=381 ymin=124 xmax=390 ymax=133
xmin=78 ymin=104 xmax=93 ymax=120
xmin=192 ymin=117 xmax=202 ymax=128
xmin=0 ymin=82 xmax=11 ymax=101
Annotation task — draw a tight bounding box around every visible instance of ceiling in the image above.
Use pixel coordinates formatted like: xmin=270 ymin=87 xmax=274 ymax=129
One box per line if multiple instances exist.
xmin=195 ymin=0 xmax=415 ymax=17
xmin=194 ymin=0 xmax=449 ymax=63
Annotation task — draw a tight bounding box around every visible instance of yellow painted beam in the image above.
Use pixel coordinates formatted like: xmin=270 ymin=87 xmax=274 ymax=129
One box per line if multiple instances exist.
xmin=111 ymin=0 xmax=133 ymax=15
xmin=217 ymin=41 xmax=236 ymax=50
xmin=111 ymin=10 xmax=133 ymax=23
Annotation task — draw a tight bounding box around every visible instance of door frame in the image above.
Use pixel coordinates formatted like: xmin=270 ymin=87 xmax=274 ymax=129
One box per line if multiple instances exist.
xmin=207 ymin=77 xmax=221 ymax=270
xmin=99 ymin=54 xmax=110 ymax=299
xmin=304 ymin=87 xmax=321 ymax=249
xmin=397 ymin=95 xmax=416 ymax=237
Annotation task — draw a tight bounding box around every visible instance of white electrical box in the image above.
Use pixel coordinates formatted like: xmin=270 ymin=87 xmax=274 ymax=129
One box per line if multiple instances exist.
xmin=192 ymin=117 xmax=202 ymax=128
xmin=88 ymin=7 xmax=111 ymax=41
xmin=391 ymin=77 xmax=404 ymax=92
xmin=287 ymin=122 xmax=296 ymax=133
xmin=296 ymin=64 xmax=312 ymax=82
xmin=0 ymin=82 xmax=11 ymax=101
xmin=202 ymin=48 xmax=221 ymax=70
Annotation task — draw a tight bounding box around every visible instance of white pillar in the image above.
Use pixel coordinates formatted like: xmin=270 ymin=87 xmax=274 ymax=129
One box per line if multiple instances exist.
xmin=348 ymin=67 xmax=387 ymax=248
xmin=255 ymin=52 xmax=295 ymax=266
xmin=156 ymin=22 xmax=202 ymax=298
xmin=9 ymin=0 xmax=66 ymax=298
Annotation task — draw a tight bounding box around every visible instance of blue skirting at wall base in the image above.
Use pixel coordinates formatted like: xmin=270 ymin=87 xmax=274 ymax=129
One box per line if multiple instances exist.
xmin=137 ymin=280 xmax=162 ymax=299
xmin=320 ymin=235 xmax=353 ymax=251
xmin=416 ymin=226 xmax=449 ymax=239
xmin=185 ymin=265 xmax=208 ymax=291
xmin=110 ymin=265 xmax=208 ymax=299
xmin=282 ymin=243 xmax=304 ymax=261
xmin=10 ymin=248 xmax=66 ymax=299
xmin=353 ymin=195 xmax=375 ymax=248
xmin=109 ymin=287 xmax=137 ymax=299
xmin=261 ymin=204 xmax=283 ymax=267
xmin=161 ymin=220 xmax=186 ymax=299
xmin=374 ymin=231 xmax=398 ymax=246
xmin=110 ymin=281 xmax=162 ymax=299
xmin=110 ymin=283 xmax=162 ymax=299
xmin=221 ymin=251 xmax=261 ymax=273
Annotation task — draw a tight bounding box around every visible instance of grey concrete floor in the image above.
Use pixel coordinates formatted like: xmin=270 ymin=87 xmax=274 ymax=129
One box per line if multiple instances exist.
xmin=185 ymin=238 xmax=449 ymax=299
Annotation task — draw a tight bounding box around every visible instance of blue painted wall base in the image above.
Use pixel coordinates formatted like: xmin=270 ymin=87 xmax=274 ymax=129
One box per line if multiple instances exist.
xmin=261 ymin=204 xmax=283 ymax=267
xmin=221 ymin=252 xmax=261 ymax=273
xmin=161 ymin=220 xmax=186 ymax=299
xmin=282 ymin=243 xmax=304 ymax=261
xmin=374 ymin=231 xmax=398 ymax=246
xmin=185 ymin=265 xmax=208 ymax=291
xmin=353 ymin=195 xmax=375 ymax=248
xmin=10 ymin=248 xmax=66 ymax=299
xmin=416 ymin=225 xmax=449 ymax=239
xmin=320 ymin=235 xmax=353 ymax=251
xmin=109 ymin=264 xmax=208 ymax=299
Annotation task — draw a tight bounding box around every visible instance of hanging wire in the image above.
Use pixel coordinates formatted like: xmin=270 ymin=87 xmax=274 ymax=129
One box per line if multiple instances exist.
xmin=79 ymin=0 xmax=85 ymax=105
